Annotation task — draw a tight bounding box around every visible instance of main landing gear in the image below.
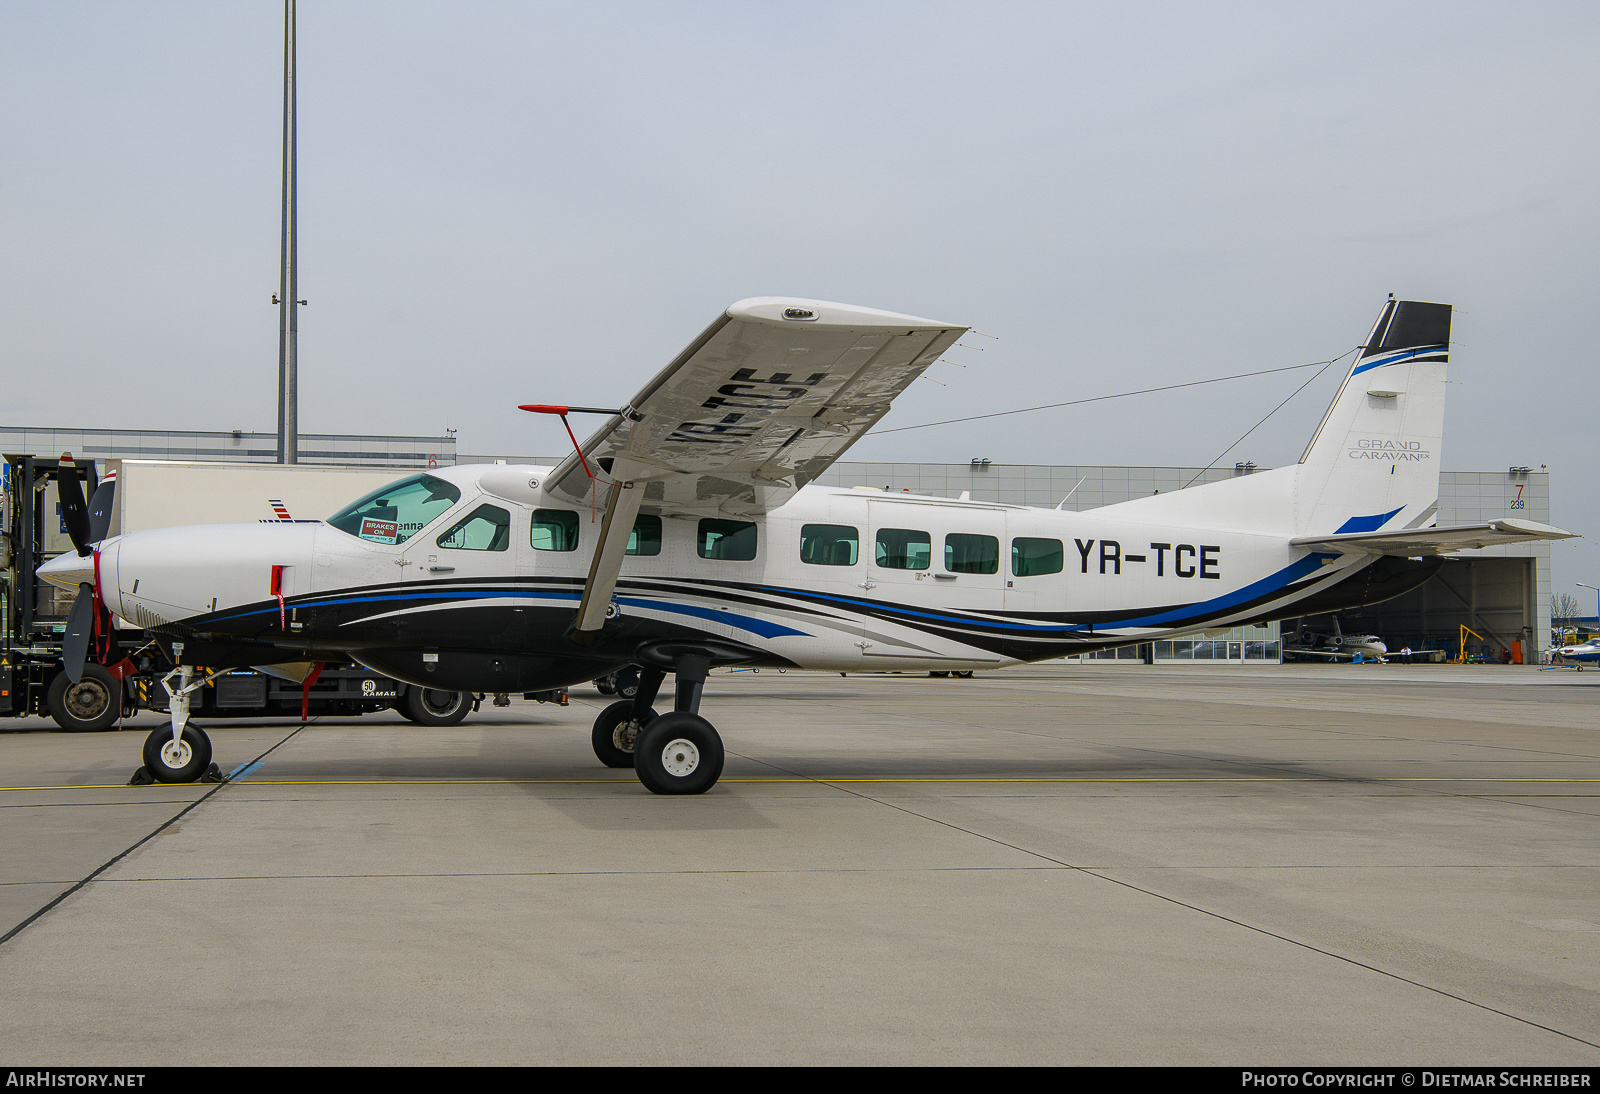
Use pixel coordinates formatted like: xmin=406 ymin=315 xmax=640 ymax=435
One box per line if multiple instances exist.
xmin=589 ymin=652 xmax=725 ymax=795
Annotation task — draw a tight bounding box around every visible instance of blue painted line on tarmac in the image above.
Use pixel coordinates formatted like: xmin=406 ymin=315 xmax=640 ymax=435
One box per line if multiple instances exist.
xmin=227 ymin=761 xmax=263 ymax=782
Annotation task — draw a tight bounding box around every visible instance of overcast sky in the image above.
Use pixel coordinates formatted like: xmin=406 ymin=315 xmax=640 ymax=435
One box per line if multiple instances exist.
xmin=4 ymin=1 xmax=1597 ymax=599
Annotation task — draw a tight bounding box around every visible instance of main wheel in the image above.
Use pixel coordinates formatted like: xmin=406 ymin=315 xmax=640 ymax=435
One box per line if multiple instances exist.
xmin=590 ymin=700 xmax=659 ymax=768
xmin=404 ymin=687 xmax=470 ymax=726
xmin=634 ymin=712 xmax=724 ymax=795
xmin=614 ymin=666 xmax=640 ymax=699
xmin=142 ymin=725 xmax=213 ymax=783
xmin=594 ymin=673 xmax=618 ymax=696
xmin=47 ymin=665 xmax=121 ymax=732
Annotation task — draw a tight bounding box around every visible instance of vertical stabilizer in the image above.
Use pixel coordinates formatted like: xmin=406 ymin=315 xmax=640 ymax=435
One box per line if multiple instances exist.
xmin=1295 ymin=298 xmax=1451 ymax=535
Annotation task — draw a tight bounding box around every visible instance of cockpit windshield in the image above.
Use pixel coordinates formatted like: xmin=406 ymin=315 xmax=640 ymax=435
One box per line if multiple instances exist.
xmin=326 ymin=474 xmax=462 ymax=545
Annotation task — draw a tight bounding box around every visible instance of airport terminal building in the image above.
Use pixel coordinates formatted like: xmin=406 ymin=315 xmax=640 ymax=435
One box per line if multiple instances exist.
xmin=1 ymin=426 xmax=1554 ymax=663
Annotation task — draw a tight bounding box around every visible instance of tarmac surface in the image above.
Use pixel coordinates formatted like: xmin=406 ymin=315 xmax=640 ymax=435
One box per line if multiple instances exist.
xmin=1 ymin=662 xmax=1597 ymax=1065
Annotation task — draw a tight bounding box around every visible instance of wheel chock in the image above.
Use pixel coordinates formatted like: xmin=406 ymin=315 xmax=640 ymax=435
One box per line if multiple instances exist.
xmin=128 ymin=766 xmax=155 ymax=786
xmin=200 ymin=763 xmax=226 ymax=783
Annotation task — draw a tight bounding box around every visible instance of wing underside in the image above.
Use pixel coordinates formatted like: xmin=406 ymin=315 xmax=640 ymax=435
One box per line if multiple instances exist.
xmin=546 ymin=297 xmax=967 ymax=516
xmin=545 ymin=296 xmax=967 ymax=633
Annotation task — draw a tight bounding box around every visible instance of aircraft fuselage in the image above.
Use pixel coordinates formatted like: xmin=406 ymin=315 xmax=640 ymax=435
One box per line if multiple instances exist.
xmin=78 ymin=464 xmax=1408 ymax=692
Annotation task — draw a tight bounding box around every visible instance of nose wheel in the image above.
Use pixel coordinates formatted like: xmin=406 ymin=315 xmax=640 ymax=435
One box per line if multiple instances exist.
xmin=140 ymin=724 xmax=213 ymax=783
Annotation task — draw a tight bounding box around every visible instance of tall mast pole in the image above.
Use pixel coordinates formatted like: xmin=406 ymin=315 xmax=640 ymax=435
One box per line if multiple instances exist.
xmin=276 ymin=0 xmax=298 ymax=463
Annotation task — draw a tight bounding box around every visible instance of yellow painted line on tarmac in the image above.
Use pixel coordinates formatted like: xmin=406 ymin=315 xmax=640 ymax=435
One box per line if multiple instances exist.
xmin=4 ymin=776 xmax=1600 ymax=792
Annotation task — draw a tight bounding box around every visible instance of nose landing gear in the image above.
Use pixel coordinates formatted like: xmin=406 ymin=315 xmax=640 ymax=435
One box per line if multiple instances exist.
xmin=130 ymin=649 xmax=224 ymax=785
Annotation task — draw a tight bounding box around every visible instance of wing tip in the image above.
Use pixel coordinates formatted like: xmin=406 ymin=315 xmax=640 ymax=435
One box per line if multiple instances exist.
xmin=727 ymin=297 xmax=964 ymax=332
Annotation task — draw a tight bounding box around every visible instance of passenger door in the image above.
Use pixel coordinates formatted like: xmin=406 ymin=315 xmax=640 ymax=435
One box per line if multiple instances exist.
xmin=862 ymin=501 xmax=1003 ymax=664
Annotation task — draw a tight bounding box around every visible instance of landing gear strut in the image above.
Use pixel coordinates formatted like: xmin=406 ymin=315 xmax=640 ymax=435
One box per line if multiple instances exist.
xmin=589 ymin=653 xmax=725 ymax=794
xmin=135 ymin=645 xmax=222 ymax=784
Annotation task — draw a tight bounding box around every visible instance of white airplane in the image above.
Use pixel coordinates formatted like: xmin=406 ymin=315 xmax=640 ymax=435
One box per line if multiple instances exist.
xmin=39 ymin=296 xmax=1578 ymax=793
xmin=1283 ymin=620 xmax=1389 ymax=662
xmin=1553 ymin=637 xmax=1600 ymax=667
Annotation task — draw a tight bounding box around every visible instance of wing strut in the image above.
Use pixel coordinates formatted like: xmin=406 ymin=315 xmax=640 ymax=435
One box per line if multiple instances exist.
xmin=520 ymin=403 xmax=644 ymax=638
xmin=571 ymin=468 xmax=646 ymax=638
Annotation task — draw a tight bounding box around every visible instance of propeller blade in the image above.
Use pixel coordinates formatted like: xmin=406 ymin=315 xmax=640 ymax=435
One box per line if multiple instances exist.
xmin=87 ymin=476 xmax=116 ymax=544
xmin=62 ymin=583 xmax=95 ymax=683
xmin=56 ymin=453 xmax=92 ymax=557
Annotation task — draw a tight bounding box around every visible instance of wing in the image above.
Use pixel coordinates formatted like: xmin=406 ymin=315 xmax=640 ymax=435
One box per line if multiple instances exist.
xmin=1292 ymin=518 xmax=1578 ymax=557
xmin=545 ymin=297 xmax=968 ymax=515
xmin=547 ymin=297 xmax=968 ymax=634
xmin=1286 ymin=647 xmax=1351 ymax=661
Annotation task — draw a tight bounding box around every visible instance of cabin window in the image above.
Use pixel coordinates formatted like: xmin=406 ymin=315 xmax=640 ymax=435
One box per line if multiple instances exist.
xmin=698 ymin=518 xmax=757 ymax=561
xmin=327 ymin=474 xmax=461 ymax=545
xmin=800 ymin=524 xmax=859 ymax=566
xmin=875 ymin=528 xmax=931 ymax=570
xmin=530 ymin=509 xmax=579 ymax=552
xmin=436 ymin=504 xmax=511 ymax=551
xmin=945 ymin=533 xmax=999 ymax=574
xmin=627 ymin=515 xmax=662 ymax=556
xmin=1011 ymin=537 xmax=1064 ymax=576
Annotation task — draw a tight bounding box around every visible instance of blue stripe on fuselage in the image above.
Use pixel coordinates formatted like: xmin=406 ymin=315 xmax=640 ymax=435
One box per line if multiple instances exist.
xmin=204 ymin=550 xmax=1338 ymax=647
xmin=755 ymin=552 xmax=1335 ymax=636
xmin=209 ymin=586 xmax=809 ymax=640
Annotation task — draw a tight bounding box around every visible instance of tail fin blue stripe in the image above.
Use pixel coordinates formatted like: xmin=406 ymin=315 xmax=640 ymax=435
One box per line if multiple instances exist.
xmin=1352 ymin=345 xmax=1448 ymax=376
xmin=1335 ymin=506 xmax=1405 ymax=534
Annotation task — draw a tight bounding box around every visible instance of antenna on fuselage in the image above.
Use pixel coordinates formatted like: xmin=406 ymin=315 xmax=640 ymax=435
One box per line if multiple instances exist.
xmin=1056 ymin=476 xmax=1087 ymax=509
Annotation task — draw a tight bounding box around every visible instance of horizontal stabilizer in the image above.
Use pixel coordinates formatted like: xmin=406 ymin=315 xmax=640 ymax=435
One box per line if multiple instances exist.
xmin=1291 ymin=518 xmax=1577 ymax=556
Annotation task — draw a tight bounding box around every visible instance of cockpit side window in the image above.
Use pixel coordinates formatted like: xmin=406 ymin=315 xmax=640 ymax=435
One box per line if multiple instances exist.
xmin=326 ymin=474 xmax=462 ymax=545
xmin=436 ymin=504 xmax=511 ymax=551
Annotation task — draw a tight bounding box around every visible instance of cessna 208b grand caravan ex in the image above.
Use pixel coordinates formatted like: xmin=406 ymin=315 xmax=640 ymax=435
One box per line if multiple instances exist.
xmin=38 ymin=296 xmax=1577 ymax=793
